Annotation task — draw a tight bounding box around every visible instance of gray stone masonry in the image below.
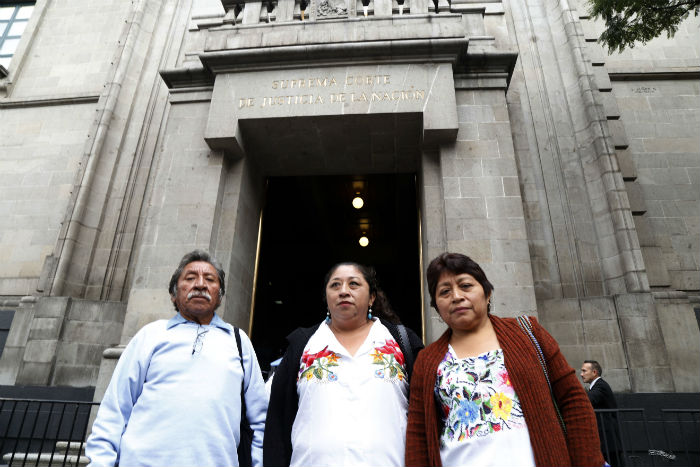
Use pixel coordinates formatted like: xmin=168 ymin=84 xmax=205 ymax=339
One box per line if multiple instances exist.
xmin=0 ymin=0 xmax=698 ymax=397
xmin=442 ymin=87 xmax=536 ymax=321
xmin=0 ymin=297 xmax=125 ymax=387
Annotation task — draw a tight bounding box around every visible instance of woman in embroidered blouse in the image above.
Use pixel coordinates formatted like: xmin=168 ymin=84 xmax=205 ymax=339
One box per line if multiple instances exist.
xmin=263 ymin=262 xmax=424 ymax=467
xmin=406 ymin=253 xmax=604 ymax=467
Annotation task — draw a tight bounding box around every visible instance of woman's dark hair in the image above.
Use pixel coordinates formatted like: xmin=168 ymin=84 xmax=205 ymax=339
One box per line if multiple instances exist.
xmin=426 ymin=253 xmax=494 ymax=311
xmin=323 ymin=262 xmax=401 ymax=324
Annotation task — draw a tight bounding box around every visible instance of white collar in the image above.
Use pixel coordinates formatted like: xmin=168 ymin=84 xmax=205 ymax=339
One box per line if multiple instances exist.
xmin=589 ymin=376 xmax=601 ymax=389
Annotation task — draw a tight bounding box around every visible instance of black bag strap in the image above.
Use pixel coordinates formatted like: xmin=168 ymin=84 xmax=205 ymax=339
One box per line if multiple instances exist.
xmin=516 ymin=315 xmax=567 ymax=438
xmin=396 ymin=324 xmax=414 ymax=379
xmin=234 ymin=327 xmax=254 ymax=467
xmin=234 ymin=327 xmax=247 ymax=422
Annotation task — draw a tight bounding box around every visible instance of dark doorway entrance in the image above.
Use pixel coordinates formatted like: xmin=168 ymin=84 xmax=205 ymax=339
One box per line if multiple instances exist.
xmin=250 ymin=174 xmax=422 ymax=372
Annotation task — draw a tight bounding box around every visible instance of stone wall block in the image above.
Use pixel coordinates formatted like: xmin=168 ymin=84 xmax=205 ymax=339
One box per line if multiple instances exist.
xmin=613 ymin=292 xmax=655 ymax=318
xmin=68 ymin=301 xmax=111 ymax=322
xmin=624 ymin=181 xmax=646 ymax=214
xmin=483 ymin=158 xmax=517 ymax=177
xmin=617 ymin=316 xmax=663 ymax=342
xmin=53 ymin=364 xmax=99 ymax=387
xmin=547 ymin=321 xmax=585 ymax=345
xmin=582 ymin=320 xmax=621 ymax=344
xmin=275 ymin=0 xmax=295 ymax=21
xmin=624 ymin=338 xmax=668 ymax=368
xmin=600 ymin=91 xmax=620 ymax=119
xmin=15 ymin=362 xmax=53 ymax=386
xmin=486 ymin=196 xmax=523 ymax=218
xmin=62 ymin=321 xmax=122 ymax=345
xmin=34 ymin=296 xmax=70 ymax=318
xmin=538 ymin=298 xmax=581 ymax=323
xmin=607 ymin=119 xmax=629 ymax=149
xmin=605 ymin=368 xmax=632 ymax=393
xmin=446 ymin=239 xmax=492 ymax=264
xmin=445 ymin=197 xmax=486 ymax=219
xmin=558 ymin=345 xmax=587 ymax=370
xmin=485 ymin=262 xmax=534 ymax=288
xmin=592 ymin=67 xmax=612 ymax=91
xmin=632 ymin=216 xmax=655 ymax=246
xmin=373 ymin=0 xmax=392 ymax=16
xmin=491 ymin=239 xmax=530 ymax=263
xmin=442 ymin=158 xmax=482 ymax=178
xmin=457 ymin=122 xmax=478 ymax=141
xmin=4 ymin=303 xmax=35 ymax=347
xmin=628 ymin=366 xmax=675 ymax=392
xmin=601 ymin=343 xmax=628 ymax=370
xmin=445 ymin=218 xmax=465 ymax=241
xmin=579 ymin=19 xmax=598 ymax=41
xmin=242 ymin=2 xmax=262 ymax=24
xmin=585 ymin=43 xmax=605 ymax=65
xmin=640 ymin=246 xmax=671 ymax=286
xmin=655 ymin=300 xmax=700 ymax=392
xmin=0 ymin=347 xmax=23 ymax=384
xmin=491 ymin=286 xmax=536 ymax=316
xmin=23 ymin=340 xmax=58 ymax=364
xmin=670 ymin=270 xmax=700 ymax=291
xmin=28 ymin=317 xmax=64 ymax=340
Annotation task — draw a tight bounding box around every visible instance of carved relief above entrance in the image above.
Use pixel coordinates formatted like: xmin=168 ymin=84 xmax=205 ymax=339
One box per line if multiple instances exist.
xmin=317 ymin=0 xmax=347 ymax=17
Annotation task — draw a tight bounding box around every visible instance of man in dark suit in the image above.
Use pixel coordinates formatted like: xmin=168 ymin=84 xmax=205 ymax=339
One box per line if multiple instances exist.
xmin=581 ymin=360 xmax=623 ymax=467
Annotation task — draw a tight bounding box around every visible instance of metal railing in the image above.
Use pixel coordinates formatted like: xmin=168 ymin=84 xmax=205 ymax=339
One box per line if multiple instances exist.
xmin=0 ymin=398 xmax=98 ymax=467
xmin=595 ymin=408 xmax=700 ymax=467
xmin=1 ymin=398 xmax=697 ymax=466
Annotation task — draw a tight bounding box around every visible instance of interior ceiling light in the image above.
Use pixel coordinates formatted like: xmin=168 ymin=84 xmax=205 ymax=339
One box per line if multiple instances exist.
xmin=359 ymin=236 xmax=369 ymax=247
xmin=352 ymin=196 xmax=364 ymax=209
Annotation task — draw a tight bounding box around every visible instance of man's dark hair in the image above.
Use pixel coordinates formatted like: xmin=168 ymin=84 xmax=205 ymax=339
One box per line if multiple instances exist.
xmin=426 ymin=253 xmax=494 ymax=311
xmin=168 ymin=249 xmax=226 ymax=299
xmin=584 ymin=359 xmax=603 ymax=377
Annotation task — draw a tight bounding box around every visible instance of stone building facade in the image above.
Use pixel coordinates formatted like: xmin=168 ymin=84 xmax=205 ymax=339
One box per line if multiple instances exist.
xmin=0 ymin=0 xmax=698 ymax=406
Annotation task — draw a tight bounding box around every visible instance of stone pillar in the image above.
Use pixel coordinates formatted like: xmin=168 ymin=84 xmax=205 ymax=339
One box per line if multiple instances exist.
xmin=419 ymin=149 xmax=447 ymax=343
xmin=441 ymin=84 xmax=536 ymax=318
xmin=373 ymin=0 xmax=392 ymax=16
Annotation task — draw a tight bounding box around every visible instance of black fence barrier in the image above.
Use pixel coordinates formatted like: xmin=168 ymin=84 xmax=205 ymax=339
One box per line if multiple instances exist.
xmin=0 ymin=398 xmax=698 ymax=466
xmin=0 ymin=398 xmax=99 ymax=466
xmin=596 ymin=408 xmax=700 ymax=467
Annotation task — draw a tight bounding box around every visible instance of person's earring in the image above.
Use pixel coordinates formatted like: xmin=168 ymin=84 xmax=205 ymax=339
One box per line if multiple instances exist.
xmin=367 ymin=304 xmax=373 ymax=320
xmin=325 ymin=309 xmax=331 ymax=324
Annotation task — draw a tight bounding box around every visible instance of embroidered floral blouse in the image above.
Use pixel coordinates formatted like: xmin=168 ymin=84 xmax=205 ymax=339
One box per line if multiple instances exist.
xmin=291 ymin=320 xmax=408 ymax=467
xmin=434 ymin=346 xmax=536 ymax=467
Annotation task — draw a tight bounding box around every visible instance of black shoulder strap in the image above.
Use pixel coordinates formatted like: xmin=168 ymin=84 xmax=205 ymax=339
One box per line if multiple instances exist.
xmin=234 ymin=327 xmax=246 ymax=414
xmin=516 ymin=315 xmax=567 ymax=438
xmin=396 ymin=324 xmax=415 ymax=379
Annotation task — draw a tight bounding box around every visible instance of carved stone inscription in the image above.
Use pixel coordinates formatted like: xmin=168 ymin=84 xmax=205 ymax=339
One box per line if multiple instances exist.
xmin=205 ymin=64 xmax=459 ymax=153
xmin=237 ymin=74 xmax=426 ymax=110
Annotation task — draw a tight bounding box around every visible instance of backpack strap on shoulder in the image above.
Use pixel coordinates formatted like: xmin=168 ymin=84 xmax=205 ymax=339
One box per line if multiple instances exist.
xmin=396 ymin=324 xmax=415 ymax=379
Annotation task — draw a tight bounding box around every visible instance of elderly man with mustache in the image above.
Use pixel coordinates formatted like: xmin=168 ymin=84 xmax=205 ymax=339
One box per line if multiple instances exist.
xmin=86 ymin=250 xmax=267 ymax=467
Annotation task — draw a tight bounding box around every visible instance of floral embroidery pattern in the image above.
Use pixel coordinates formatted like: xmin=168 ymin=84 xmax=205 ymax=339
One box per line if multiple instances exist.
xmin=298 ymin=345 xmax=341 ymax=382
xmin=435 ymin=348 xmax=526 ymax=446
xmin=370 ymin=339 xmax=406 ymax=381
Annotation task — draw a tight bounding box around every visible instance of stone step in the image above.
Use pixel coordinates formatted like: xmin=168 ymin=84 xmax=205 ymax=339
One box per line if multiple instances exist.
xmin=55 ymin=441 xmax=87 ymax=456
xmin=2 ymin=441 xmax=88 ymax=467
xmin=2 ymin=452 xmax=88 ymax=467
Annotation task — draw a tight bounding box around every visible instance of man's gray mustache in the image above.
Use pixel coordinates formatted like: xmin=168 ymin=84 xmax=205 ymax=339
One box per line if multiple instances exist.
xmin=187 ymin=291 xmax=211 ymax=301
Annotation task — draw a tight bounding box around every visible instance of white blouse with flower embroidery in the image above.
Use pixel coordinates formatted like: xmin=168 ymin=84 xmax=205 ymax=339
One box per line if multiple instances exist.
xmin=435 ymin=345 xmax=536 ymax=467
xmin=291 ymin=319 xmax=408 ymax=467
